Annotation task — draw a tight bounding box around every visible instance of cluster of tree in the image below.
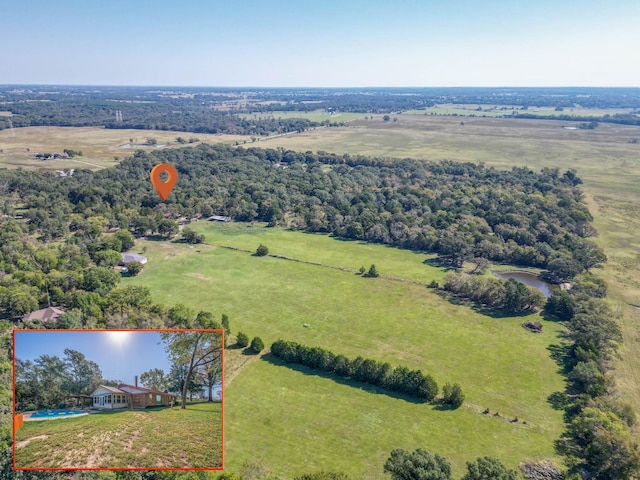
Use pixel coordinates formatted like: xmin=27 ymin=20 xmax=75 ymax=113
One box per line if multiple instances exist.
xmin=540 ymin=272 xmax=640 ymax=478
xmin=1 ymin=145 xmax=603 ymax=289
xmin=15 ymin=348 xmax=103 ymax=411
xmin=384 ymin=448 xmax=520 ymax=480
xmin=271 ymin=340 xmax=439 ymax=401
xmin=443 ymin=273 xmax=546 ymax=313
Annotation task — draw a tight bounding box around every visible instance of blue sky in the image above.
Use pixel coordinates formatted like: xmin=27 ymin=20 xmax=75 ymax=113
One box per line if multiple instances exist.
xmin=14 ymin=331 xmax=171 ymax=384
xmin=1 ymin=0 xmax=638 ymax=86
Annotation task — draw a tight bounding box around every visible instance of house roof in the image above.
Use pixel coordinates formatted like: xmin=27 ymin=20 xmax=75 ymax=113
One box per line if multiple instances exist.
xmin=91 ymin=385 xmax=128 ymax=395
xmin=121 ymin=253 xmax=147 ymax=262
xmin=23 ymin=306 xmax=65 ymax=322
xmin=118 ymin=383 xmax=178 ymax=397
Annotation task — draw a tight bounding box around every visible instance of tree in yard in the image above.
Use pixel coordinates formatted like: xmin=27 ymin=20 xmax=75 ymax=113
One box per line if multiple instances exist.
xmin=125 ymin=260 xmax=144 ymax=276
xmin=358 ymin=266 xmax=366 ymax=275
xmin=55 ymin=309 xmax=83 ymax=329
xmin=383 ymin=115 xmax=391 ymax=122
xmin=250 ymin=336 xmax=264 ymax=354
xmin=15 ymin=359 xmax=41 ymax=409
xmin=256 ymin=244 xmax=269 ymax=256
xmin=62 ymin=348 xmax=102 ymax=396
xmin=157 ymin=218 xmax=179 ymax=239
xmin=140 ymin=368 xmax=168 ymax=392
xmin=236 ymin=331 xmax=249 ymax=348
xmin=383 ymin=448 xmax=452 ymax=480
xmin=441 ymin=383 xmax=464 ymax=409
xmin=34 ymin=354 xmax=67 ymax=408
xmin=93 ymin=249 xmax=122 ymax=267
xmin=114 ymin=229 xmax=136 ymax=251
xmin=167 ymin=362 xmax=201 ymax=401
xmin=461 ymin=457 xmax=518 ymax=480
xmin=366 ymin=264 xmax=379 ymax=278
xmin=221 ymin=313 xmax=231 ymax=335
xmin=161 ymin=331 xmax=222 ymax=409
xmin=181 ymin=226 xmax=205 ymax=244
xmin=201 ymin=353 xmax=222 ymax=402
xmin=168 ymin=303 xmax=196 ymax=328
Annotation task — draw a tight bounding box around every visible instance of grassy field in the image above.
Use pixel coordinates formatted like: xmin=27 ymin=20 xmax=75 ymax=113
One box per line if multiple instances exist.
xmin=228 ymin=114 xmax=640 ymax=424
xmin=126 ymin=226 xmax=566 ymax=477
xmin=0 ymin=126 xmax=245 ymax=171
xmin=14 ymin=402 xmax=222 ymax=469
xmin=403 ymin=104 xmax=638 ymax=118
xmin=242 ymin=110 xmax=367 ymax=123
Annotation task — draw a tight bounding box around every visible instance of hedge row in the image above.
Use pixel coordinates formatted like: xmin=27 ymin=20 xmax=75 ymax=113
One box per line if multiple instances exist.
xmin=271 ymin=340 xmax=438 ymax=401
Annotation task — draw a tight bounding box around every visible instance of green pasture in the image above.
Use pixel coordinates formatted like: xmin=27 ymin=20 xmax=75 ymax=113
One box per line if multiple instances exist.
xmin=126 ymin=227 xmax=566 ymax=477
xmin=232 ymin=114 xmax=640 ymax=417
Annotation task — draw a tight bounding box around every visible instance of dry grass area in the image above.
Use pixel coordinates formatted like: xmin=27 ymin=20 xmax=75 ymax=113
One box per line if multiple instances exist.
xmin=0 ymin=126 xmax=247 ymax=171
xmin=14 ymin=403 xmax=222 ymax=469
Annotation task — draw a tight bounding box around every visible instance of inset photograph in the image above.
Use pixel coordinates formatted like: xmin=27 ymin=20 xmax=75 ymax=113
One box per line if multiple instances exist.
xmin=13 ymin=329 xmax=223 ymax=470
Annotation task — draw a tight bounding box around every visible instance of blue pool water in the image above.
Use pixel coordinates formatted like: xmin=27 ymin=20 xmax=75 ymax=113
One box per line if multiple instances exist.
xmin=30 ymin=409 xmax=86 ymax=419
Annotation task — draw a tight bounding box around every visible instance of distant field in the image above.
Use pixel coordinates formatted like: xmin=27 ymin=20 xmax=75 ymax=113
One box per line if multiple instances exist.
xmin=404 ymin=104 xmax=638 ymax=118
xmin=229 ymin=114 xmax=640 ymax=422
xmin=125 ymin=225 xmax=566 ymax=477
xmin=242 ymin=110 xmax=367 ymax=122
xmin=0 ymin=126 xmax=246 ymax=171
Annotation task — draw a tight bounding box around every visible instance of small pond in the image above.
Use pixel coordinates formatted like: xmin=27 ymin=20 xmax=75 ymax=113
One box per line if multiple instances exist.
xmin=493 ymin=271 xmax=552 ymax=298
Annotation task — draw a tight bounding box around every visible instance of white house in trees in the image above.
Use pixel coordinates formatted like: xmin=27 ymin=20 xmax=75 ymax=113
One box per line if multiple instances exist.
xmin=121 ymin=253 xmax=147 ymax=264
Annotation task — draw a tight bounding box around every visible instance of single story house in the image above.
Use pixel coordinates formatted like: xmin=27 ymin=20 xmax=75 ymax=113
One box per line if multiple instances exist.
xmin=22 ymin=306 xmax=65 ymax=322
xmin=90 ymin=377 xmax=178 ymax=409
xmin=121 ymin=253 xmax=148 ymax=264
xmin=208 ymin=215 xmax=230 ymax=222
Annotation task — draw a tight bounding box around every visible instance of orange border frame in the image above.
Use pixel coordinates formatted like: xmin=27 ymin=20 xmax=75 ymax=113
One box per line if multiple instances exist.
xmin=12 ymin=328 xmax=224 ymax=471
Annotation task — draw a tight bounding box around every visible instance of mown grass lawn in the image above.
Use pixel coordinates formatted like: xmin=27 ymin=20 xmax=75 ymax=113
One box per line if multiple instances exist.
xmin=127 ymin=226 xmax=566 ymax=478
xmin=15 ymin=402 xmax=222 ymax=469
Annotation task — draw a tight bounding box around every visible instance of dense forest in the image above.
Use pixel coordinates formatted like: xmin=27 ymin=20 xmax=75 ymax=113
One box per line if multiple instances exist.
xmin=2 ymin=86 xmax=640 ymax=134
xmin=0 ymin=144 xmax=607 ymax=322
xmin=0 ymin=143 xmax=637 ymax=478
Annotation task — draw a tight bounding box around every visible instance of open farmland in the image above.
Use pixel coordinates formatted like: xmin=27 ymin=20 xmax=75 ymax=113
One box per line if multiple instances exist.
xmin=0 ymin=126 xmax=246 ymax=171
xmin=125 ymin=225 xmax=566 ymax=477
xmin=235 ymin=114 xmax=640 ymax=422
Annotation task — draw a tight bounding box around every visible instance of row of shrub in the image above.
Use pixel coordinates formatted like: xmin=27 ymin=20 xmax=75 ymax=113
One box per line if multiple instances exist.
xmin=271 ymin=340 xmax=438 ymax=401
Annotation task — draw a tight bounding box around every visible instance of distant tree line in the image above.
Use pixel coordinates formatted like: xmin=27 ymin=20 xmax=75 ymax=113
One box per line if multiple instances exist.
xmin=271 ymin=340 xmax=439 ymax=401
xmin=16 ymin=348 xmax=104 ymax=411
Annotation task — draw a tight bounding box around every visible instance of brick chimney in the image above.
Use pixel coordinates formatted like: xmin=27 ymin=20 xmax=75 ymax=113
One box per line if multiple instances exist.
xmin=135 ymin=375 xmax=138 ymax=387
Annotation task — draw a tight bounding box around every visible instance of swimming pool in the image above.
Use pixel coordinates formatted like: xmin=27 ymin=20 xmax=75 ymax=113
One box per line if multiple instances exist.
xmin=29 ymin=409 xmax=87 ymax=419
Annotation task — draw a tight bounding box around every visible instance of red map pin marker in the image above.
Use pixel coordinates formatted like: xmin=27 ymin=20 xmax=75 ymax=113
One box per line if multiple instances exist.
xmin=150 ymin=163 xmax=178 ymax=201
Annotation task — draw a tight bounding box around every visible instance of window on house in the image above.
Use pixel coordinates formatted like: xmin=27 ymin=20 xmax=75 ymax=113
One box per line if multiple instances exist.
xmin=156 ymin=394 xmax=162 ymax=405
